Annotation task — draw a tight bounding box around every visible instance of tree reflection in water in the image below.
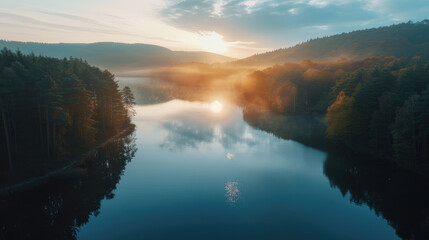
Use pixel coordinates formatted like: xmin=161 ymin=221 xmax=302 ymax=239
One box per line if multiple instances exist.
xmin=244 ymin=109 xmax=429 ymax=240
xmin=0 ymin=130 xmax=137 ymax=240
xmin=2 ymin=103 xmax=429 ymax=240
xmin=324 ymin=153 xmax=429 ymax=240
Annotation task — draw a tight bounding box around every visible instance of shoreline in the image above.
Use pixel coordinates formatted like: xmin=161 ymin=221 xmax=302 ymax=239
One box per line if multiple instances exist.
xmin=242 ymin=109 xmax=429 ymax=178
xmin=0 ymin=125 xmax=135 ymax=194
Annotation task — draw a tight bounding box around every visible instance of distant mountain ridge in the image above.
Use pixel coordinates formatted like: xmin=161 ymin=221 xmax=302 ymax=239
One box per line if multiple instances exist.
xmin=0 ymin=41 xmax=235 ymax=73
xmin=3 ymin=20 xmax=429 ymax=73
xmin=238 ymin=20 xmax=429 ymax=66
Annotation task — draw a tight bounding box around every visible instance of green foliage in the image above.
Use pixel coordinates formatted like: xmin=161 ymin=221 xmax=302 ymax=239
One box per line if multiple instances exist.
xmin=238 ymin=57 xmax=397 ymax=115
xmin=326 ymin=91 xmax=359 ymax=141
xmin=326 ymin=60 xmax=429 ymax=167
xmin=242 ymin=55 xmax=429 ymax=168
xmin=0 ymin=48 xmax=135 ymax=177
xmin=392 ymin=95 xmax=419 ymax=166
xmin=414 ymin=86 xmax=429 ymax=162
xmin=121 ymin=86 xmax=136 ymax=120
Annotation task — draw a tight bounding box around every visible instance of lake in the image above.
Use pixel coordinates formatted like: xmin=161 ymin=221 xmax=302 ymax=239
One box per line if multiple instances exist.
xmin=1 ymin=83 xmax=429 ymax=239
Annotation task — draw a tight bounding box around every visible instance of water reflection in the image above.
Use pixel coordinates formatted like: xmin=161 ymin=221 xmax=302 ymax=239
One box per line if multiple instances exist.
xmin=3 ymin=97 xmax=426 ymax=239
xmin=246 ymin=109 xmax=429 ymax=240
xmin=225 ymin=181 xmax=240 ymax=204
xmin=324 ymin=153 xmax=429 ymax=239
xmin=160 ymin=121 xmax=214 ymax=150
xmin=210 ymin=100 xmax=223 ymax=113
xmin=145 ymin=100 xmax=258 ymax=151
xmin=0 ymin=130 xmax=137 ymax=240
xmin=243 ymin=108 xmax=328 ymax=150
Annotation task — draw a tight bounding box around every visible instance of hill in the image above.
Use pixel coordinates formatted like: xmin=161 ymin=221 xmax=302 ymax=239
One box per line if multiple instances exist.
xmin=0 ymin=41 xmax=235 ymax=73
xmin=238 ymin=20 xmax=429 ymax=66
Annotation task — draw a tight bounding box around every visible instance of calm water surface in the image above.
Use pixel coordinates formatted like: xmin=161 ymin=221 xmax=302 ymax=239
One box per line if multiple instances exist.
xmin=73 ymin=100 xmax=398 ymax=240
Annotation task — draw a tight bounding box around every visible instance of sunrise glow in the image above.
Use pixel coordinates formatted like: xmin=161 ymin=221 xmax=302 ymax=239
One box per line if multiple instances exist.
xmin=210 ymin=100 xmax=223 ymax=113
xmin=196 ymin=32 xmax=228 ymax=54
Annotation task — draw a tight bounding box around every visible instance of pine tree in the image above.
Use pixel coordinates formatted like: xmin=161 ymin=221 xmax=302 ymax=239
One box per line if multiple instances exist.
xmin=0 ymin=50 xmax=135 ymax=176
xmin=415 ymin=85 xmax=429 ymax=162
xmin=121 ymin=86 xmax=136 ymax=122
xmin=392 ymin=95 xmax=419 ymax=166
xmin=61 ymin=73 xmax=96 ymax=153
xmin=0 ymin=73 xmax=14 ymax=172
xmin=36 ymin=76 xmax=62 ymax=158
xmin=326 ymin=91 xmax=359 ymax=142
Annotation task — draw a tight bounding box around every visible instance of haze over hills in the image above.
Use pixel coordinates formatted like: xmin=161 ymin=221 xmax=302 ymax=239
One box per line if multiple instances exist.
xmin=3 ymin=20 xmax=429 ymax=75
xmin=0 ymin=41 xmax=235 ymax=73
xmin=238 ymin=20 xmax=429 ymax=66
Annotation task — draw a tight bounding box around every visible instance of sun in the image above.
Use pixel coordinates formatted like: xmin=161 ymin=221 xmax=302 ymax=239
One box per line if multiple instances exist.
xmin=210 ymin=100 xmax=223 ymax=113
xmin=197 ymin=32 xmax=228 ymax=54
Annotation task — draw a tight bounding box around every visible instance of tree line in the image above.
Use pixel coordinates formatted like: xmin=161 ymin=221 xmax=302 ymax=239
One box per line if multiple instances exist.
xmin=326 ymin=58 xmax=429 ymax=168
xmin=238 ymin=56 xmax=429 ymax=168
xmin=238 ymin=19 xmax=429 ymax=66
xmin=237 ymin=57 xmax=397 ymax=114
xmin=0 ymin=49 xmax=135 ymax=182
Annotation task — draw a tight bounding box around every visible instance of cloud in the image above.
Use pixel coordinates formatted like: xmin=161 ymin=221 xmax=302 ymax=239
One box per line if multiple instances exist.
xmin=160 ymin=0 xmax=429 ymax=50
xmin=1 ymin=0 xmax=428 ymax=58
xmin=212 ymin=0 xmax=227 ymax=17
xmin=0 ymin=11 xmax=124 ymax=36
xmin=38 ymin=10 xmax=115 ymax=29
xmin=288 ymin=8 xmax=298 ymax=15
xmin=308 ymin=0 xmax=330 ymax=8
xmin=0 ymin=10 xmax=180 ymax=44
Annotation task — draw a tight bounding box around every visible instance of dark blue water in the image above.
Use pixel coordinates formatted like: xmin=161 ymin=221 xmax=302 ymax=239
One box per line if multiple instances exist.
xmin=75 ymin=100 xmax=398 ymax=240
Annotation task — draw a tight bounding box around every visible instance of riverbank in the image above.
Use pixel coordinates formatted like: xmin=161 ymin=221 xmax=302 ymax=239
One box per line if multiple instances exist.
xmin=0 ymin=125 xmax=135 ymax=194
xmin=241 ymin=107 xmax=429 ymax=178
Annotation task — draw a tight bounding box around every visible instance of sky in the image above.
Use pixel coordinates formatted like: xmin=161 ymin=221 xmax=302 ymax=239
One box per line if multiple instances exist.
xmin=0 ymin=0 xmax=428 ymax=58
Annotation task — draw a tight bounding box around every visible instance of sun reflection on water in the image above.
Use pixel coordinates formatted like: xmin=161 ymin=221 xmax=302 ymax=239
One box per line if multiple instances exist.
xmin=225 ymin=181 xmax=240 ymax=204
xmin=210 ymin=100 xmax=223 ymax=113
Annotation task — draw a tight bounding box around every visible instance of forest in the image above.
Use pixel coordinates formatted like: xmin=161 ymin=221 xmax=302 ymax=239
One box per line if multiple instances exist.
xmin=238 ymin=20 xmax=429 ymax=66
xmin=238 ymin=56 xmax=429 ymax=169
xmin=236 ymin=57 xmax=398 ymax=113
xmin=326 ymin=58 xmax=429 ymax=168
xmin=150 ymin=55 xmax=429 ymax=170
xmin=0 ymin=49 xmax=135 ymax=185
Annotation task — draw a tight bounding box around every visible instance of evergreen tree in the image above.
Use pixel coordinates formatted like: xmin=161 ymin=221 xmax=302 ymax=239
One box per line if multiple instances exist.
xmin=0 ymin=50 xmax=135 ymax=178
xmin=121 ymin=86 xmax=136 ymax=121
xmin=414 ymin=85 xmax=429 ymax=162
